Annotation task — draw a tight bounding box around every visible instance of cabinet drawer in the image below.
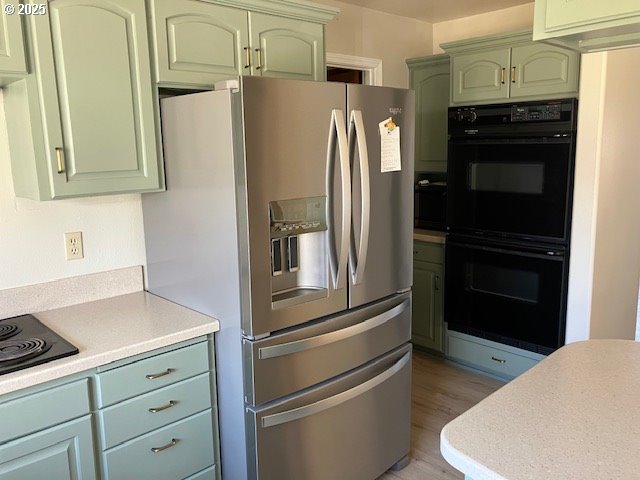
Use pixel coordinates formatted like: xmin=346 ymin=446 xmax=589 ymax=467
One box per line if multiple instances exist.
xmin=103 ymin=410 xmax=214 ymax=480
xmin=447 ymin=334 xmax=540 ymax=379
xmin=98 ymin=373 xmax=212 ymax=449
xmin=184 ymin=465 xmax=216 ymax=480
xmin=413 ymin=241 xmax=443 ymax=264
xmin=96 ymin=341 xmax=209 ymax=407
xmin=0 ymin=379 xmax=90 ymax=443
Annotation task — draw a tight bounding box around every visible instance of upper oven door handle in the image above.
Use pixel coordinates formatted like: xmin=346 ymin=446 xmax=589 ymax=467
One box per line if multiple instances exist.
xmin=447 ymin=239 xmax=566 ymax=260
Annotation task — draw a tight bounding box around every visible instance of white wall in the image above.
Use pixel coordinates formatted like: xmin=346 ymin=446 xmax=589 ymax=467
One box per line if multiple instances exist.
xmin=432 ymin=3 xmax=535 ymax=53
xmin=0 ymin=92 xmax=146 ymax=290
xmin=566 ymin=48 xmax=640 ymax=342
xmin=319 ymin=0 xmax=433 ymax=88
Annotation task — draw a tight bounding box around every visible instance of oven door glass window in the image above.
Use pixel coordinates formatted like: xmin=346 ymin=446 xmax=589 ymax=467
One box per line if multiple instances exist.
xmin=445 ymin=241 xmax=566 ymax=353
xmin=447 ymin=138 xmax=573 ymax=242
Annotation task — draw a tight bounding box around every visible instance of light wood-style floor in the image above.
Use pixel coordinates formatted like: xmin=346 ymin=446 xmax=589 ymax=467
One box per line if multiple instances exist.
xmin=378 ymin=349 xmax=505 ymax=480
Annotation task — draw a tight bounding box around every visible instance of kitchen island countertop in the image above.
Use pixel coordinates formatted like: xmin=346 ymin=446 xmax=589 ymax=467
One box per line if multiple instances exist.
xmin=440 ymin=339 xmax=640 ymax=480
xmin=0 ymin=291 xmax=219 ymax=396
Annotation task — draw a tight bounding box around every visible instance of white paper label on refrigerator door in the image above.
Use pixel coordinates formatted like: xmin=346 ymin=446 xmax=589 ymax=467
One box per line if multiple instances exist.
xmin=379 ymin=117 xmax=401 ymax=172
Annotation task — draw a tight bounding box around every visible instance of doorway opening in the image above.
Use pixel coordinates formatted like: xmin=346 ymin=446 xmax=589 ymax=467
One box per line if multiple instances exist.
xmin=325 ymin=53 xmax=383 ymax=86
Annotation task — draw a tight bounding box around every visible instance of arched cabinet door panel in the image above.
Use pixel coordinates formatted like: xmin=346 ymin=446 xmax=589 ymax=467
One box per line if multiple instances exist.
xmin=510 ymin=43 xmax=579 ymax=99
xmin=451 ymin=49 xmax=510 ymax=104
xmin=151 ymin=0 xmax=249 ymax=88
xmin=250 ymin=12 xmax=324 ymax=81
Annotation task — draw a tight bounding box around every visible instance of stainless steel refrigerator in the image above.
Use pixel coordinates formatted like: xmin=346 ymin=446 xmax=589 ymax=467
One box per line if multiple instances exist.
xmin=142 ymin=76 xmax=415 ymax=480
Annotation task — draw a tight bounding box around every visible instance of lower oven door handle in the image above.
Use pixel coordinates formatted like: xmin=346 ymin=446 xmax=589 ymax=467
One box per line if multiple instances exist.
xmin=448 ymin=241 xmax=565 ymax=260
xmin=260 ymin=351 xmax=410 ymax=428
xmin=258 ymin=299 xmax=409 ymax=359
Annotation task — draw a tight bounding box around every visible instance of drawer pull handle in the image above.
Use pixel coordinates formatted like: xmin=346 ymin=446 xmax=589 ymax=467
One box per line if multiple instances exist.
xmin=148 ymin=400 xmax=177 ymax=413
xmin=151 ymin=438 xmax=178 ymax=453
xmin=145 ymin=368 xmax=174 ymax=380
xmin=491 ymin=356 xmax=506 ymax=364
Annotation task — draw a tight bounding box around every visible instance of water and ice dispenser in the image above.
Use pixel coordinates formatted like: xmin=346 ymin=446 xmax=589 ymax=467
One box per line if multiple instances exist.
xmin=269 ymin=196 xmax=329 ymax=309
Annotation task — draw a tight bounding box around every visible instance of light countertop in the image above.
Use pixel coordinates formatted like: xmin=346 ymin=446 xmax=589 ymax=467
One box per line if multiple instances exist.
xmin=414 ymin=228 xmax=446 ymax=244
xmin=440 ymin=340 xmax=640 ymax=480
xmin=0 ymin=291 xmax=219 ymax=396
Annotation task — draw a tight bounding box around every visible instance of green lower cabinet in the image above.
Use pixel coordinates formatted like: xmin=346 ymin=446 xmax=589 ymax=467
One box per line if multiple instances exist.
xmin=5 ymin=0 xmax=163 ymax=200
xmin=250 ymin=12 xmax=324 ymax=81
xmin=407 ymin=55 xmax=449 ymax=173
xmin=445 ymin=330 xmax=545 ymax=380
xmin=0 ymin=416 xmax=96 ymax=480
xmin=412 ymin=241 xmax=444 ymax=353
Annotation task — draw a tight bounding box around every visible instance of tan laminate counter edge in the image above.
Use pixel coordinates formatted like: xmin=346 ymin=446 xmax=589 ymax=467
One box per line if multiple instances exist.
xmin=414 ymin=228 xmax=446 ymax=244
xmin=0 ymin=292 xmax=219 ymax=396
xmin=440 ymin=340 xmax=640 ymax=480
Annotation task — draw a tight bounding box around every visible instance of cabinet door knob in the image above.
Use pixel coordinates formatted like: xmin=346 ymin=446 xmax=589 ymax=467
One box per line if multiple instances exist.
xmin=491 ymin=356 xmax=506 ymax=364
xmin=243 ymin=47 xmax=251 ymax=69
xmin=500 ymin=67 xmax=505 ymax=84
xmin=434 ymin=274 xmax=440 ymax=291
xmin=511 ymin=66 xmax=516 ymax=83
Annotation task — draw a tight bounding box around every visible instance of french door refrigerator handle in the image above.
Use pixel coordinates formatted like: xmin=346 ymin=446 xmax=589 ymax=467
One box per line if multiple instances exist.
xmin=327 ymin=109 xmax=351 ymax=290
xmin=260 ymin=350 xmax=411 ymax=428
xmin=258 ymin=298 xmax=410 ymax=359
xmin=348 ymin=110 xmax=370 ymax=286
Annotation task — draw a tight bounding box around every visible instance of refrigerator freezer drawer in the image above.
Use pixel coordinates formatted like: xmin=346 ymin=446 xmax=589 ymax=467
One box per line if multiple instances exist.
xmin=243 ymin=292 xmax=411 ymax=405
xmin=246 ymin=343 xmax=412 ymax=480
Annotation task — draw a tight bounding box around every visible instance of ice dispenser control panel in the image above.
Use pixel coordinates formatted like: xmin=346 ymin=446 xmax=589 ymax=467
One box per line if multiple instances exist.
xmin=269 ymin=197 xmax=327 ymax=238
xmin=269 ymin=196 xmax=327 ymax=278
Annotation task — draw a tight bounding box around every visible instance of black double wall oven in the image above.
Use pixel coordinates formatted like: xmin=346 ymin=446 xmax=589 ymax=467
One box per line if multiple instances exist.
xmin=445 ymin=99 xmax=578 ymax=355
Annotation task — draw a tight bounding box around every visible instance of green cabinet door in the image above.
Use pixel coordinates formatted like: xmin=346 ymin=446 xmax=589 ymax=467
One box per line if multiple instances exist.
xmin=6 ymin=0 xmax=163 ymax=200
xmin=0 ymin=416 xmax=96 ymax=480
xmin=451 ymin=49 xmax=510 ymax=104
xmin=249 ymin=12 xmax=324 ymax=81
xmin=407 ymin=55 xmax=449 ymax=173
xmin=510 ymin=43 xmax=579 ymax=99
xmin=542 ymin=0 xmax=640 ymax=31
xmin=0 ymin=0 xmax=27 ymax=84
xmin=412 ymin=251 xmax=444 ymax=353
xmin=150 ymin=0 xmax=250 ymax=88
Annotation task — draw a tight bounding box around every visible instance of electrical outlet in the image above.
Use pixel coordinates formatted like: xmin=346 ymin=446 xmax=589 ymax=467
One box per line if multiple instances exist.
xmin=64 ymin=232 xmax=84 ymax=260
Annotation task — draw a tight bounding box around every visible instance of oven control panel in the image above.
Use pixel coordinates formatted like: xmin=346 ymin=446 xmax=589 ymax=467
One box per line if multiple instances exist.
xmin=511 ymin=104 xmax=562 ymax=122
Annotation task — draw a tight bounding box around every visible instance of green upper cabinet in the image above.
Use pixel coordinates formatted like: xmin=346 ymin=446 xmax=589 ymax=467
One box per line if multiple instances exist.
xmin=150 ymin=0 xmax=337 ymax=88
xmin=407 ymin=54 xmax=449 ymax=173
xmin=450 ymin=48 xmax=510 ymax=104
xmin=533 ymin=0 xmax=640 ymax=52
xmin=249 ymin=12 xmax=324 ymax=80
xmin=0 ymin=0 xmax=28 ymax=85
xmin=442 ymin=30 xmax=580 ymax=105
xmin=150 ymin=0 xmax=249 ymax=88
xmin=510 ymin=43 xmax=580 ymax=99
xmin=4 ymin=0 xmax=163 ymax=200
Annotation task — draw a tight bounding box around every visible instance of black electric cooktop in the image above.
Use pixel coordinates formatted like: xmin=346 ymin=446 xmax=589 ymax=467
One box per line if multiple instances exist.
xmin=0 ymin=315 xmax=79 ymax=376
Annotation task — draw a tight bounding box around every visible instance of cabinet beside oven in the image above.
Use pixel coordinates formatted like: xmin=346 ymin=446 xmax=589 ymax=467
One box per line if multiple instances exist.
xmin=441 ymin=30 xmax=580 ymax=105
